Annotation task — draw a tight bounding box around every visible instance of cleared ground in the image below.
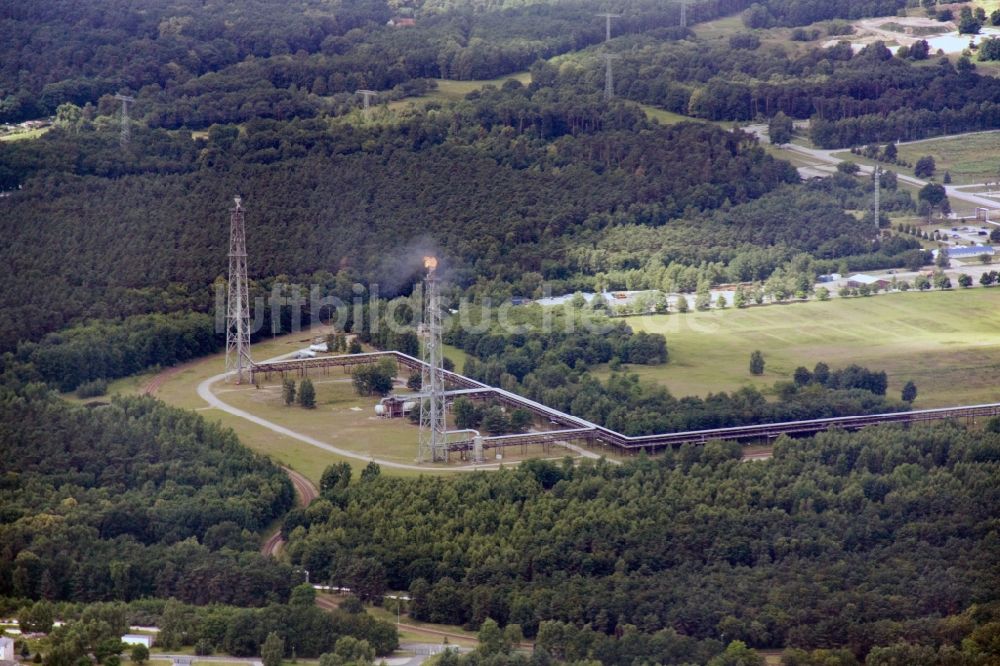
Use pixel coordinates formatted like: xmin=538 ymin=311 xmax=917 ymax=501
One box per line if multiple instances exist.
xmin=832 ymin=131 xmax=1000 ymax=188
xmin=387 ymin=72 xmax=532 ymax=113
xmin=891 ymin=131 xmax=1000 ymax=186
xmin=136 ymin=329 xmax=375 ymax=481
xmin=593 ymin=289 xmax=1000 ymax=408
xmin=0 ymin=126 xmax=50 ymax=141
xmin=384 ymin=72 xmax=694 ymax=127
xmin=137 ymin=327 xmax=595 ymax=481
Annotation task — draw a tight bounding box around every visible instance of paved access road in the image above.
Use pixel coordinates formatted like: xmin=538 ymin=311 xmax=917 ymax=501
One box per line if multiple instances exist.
xmin=198 ymin=351 xmax=589 ymax=473
xmin=745 ymin=125 xmax=1000 ymax=214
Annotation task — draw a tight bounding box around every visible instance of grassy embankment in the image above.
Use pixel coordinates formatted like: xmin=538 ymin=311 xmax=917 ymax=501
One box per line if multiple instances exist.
xmin=591 ymin=288 xmax=1000 ymax=408
xmin=833 ymin=131 xmax=1000 ymax=187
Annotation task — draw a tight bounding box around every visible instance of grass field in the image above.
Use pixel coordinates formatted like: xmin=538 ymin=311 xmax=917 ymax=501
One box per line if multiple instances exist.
xmin=218 ymin=375 xmax=588 ymax=476
xmin=833 ymin=131 xmax=1000 ymax=187
xmin=893 ymin=131 xmax=1000 ymax=185
xmin=639 ymin=104 xmax=695 ymax=125
xmin=144 ymin=327 xmax=588 ymax=480
xmin=218 ymin=374 xmax=424 ymax=465
xmin=383 ymin=72 xmax=695 ymax=127
xmin=387 ymin=72 xmax=532 ymax=113
xmin=149 ymin=327 xmax=380 ymax=481
xmin=828 ymin=147 xmax=986 ymax=217
xmin=592 ymin=289 xmax=1000 ymax=408
xmin=0 ymin=126 xmax=50 ymax=141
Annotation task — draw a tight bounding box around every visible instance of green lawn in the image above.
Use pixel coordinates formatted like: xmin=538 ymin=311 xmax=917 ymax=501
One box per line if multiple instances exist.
xmin=387 ymin=72 xmax=532 ymax=113
xmin=0 ymin=126 xmax=50 ymax=141
xmin=152 ymin=327 xmax=383 ymax=480
xmin=833 ymin=131 xmax=1000 ymax=187
xmin=217 ymin=373 xmax=426 ymax=470
xmin=828 ymin=147 xmax=987 ymax=217
xmin=593 ymin=289 xmax=1000 ymax=408
xmin=61 ymin=369 xmax=159 ymax=405
xmin=383 ymin=73 xmax=695 ymax=127
xmin=692 ymin=14 xmax=745 ymax=40
xmin=893 ymin=131 xmax=1000 ymax=185
xmin=149 ymin=327 xmax=580 ymax=479
xmin=638 ymin=104 xmax=694 ymax=125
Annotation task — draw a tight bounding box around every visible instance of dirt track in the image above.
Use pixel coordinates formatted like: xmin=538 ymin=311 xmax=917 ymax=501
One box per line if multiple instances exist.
xmin=260 ymin=466 xmax=318 ymax=557
xmin=142 ymin=358 xmax=202 ymax=395
xmin=315 ymin=595 xmax=479 ymax=645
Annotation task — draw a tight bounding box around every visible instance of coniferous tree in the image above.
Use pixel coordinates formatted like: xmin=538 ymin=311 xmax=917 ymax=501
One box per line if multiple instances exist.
xmin=298 ymin=379 xmax=316 ymax=409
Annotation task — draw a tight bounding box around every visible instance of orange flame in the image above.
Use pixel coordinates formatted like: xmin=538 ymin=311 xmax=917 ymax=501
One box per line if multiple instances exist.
xmin=423 ymin=256 xmax=438 ymax=271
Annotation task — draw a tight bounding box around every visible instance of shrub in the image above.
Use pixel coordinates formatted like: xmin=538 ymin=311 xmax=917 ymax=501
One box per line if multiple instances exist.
xmin=75 ymin=378 xmax=108 ymax=398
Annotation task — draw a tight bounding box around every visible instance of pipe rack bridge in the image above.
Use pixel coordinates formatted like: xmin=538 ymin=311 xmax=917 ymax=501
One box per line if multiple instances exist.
xmin=248 ymin=351 xmax=1000 ymax=453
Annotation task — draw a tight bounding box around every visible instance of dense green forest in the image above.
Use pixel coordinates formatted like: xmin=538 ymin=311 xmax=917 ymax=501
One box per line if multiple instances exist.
xmin=3 ymin=2 xmax=1000 ymax=665
xmin=0 ymin=0 xmax=916 ymax=127
xmin=0 ymin=86 xmax=925 ymax=352
xmin=557 ymin=36 xmax=1000 ymax=147
xmin=10 ymin=312 xmax=220 ymax=392
xmin=2 ymin=0 xmax=966 ymax=355
xmin=285 ymin=424 xmax=1000 ymax=662
xmin=4 ymin=591 xmax=398 ymax=660
xmin=0 ymin=0 xmax=732 ymax=125
xmin=0 ymin=385 xmax=295 ymax=606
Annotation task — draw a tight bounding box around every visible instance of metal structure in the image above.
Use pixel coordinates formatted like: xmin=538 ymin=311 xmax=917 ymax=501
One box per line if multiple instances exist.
xmin=418 ymin=257 xmax=448 ymax=463
xmin=248 ymin=349 xmax=1000 ymax=456
xmin=225 ymin=196 xmax=253 ymax=383
xmin=602 ymin=53 xmax=620 ymax=101
xmin=596 ymin=12 xmax=620 ymax=41
xmin=114 ymin=93 xmax=135 ymax=147
xmin=677 ymin=0 xmax=690 ymax=28
xmin=873 ymin=165 xmax=882 ymax=233
xmin=356 ymin=90 xmax=378 ymax=118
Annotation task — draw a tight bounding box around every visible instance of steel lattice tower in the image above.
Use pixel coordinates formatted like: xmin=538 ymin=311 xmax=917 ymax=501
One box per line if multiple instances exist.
xmin=679 ymin=0 xmax=689 ymax=28
xmin=418 ymin=257 xmax=448 ymax=463
xmin=603 ymin=53 xmax=619 ymax=101
xmin=226 ymin=196 xmax=253 ymax=383
xmin=356 ymin=90 xmax=377 ymax=119
xmin=596 ymin=12 xmax=620 ymax=41
xmin=873 ymin=165 xmax=882 ymax=234
xmin=114 ymin=93 xmax=135 ymax=147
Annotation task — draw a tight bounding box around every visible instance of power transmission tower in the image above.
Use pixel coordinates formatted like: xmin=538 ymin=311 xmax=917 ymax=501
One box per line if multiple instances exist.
xmin=418 ymin=257 xmax=448 ymax=463
xmin=356 ymin=90 xmax=377 ymax=119
xmin=677 ymin=0 xmax=690 ymax=28
xmin=226 ymin=196 xmax=253 ymax=384
xmin=873 ymin=165 xmax=882 ymax=234
xmin=602 ymin=53 xmax=620 ymax=101
xmin=114 ymin=93 xmax=135 ymax=147
xmin=596 ymin=12 xmax=620 ymax=41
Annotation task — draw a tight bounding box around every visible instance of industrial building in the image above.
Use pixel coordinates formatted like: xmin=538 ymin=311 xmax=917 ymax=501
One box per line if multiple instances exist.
xmin=846 ymin=274 xmax=891 ymax=289
xmin=935 ymin=245 xmax=996 ymax=261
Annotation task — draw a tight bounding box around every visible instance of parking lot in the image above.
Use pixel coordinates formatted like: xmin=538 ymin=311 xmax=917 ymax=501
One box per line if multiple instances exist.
xmin=933 ymin=223 xmax=995 ymax=248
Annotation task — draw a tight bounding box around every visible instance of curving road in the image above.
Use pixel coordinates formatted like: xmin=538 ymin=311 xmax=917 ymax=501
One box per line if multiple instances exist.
xmin=198 ymin=370 xmax=531 ymax=473
xmin=260 ymin=466 xmax=318 ymax=557
xmin=747 ymin=125 xmax=1000 ymax=214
